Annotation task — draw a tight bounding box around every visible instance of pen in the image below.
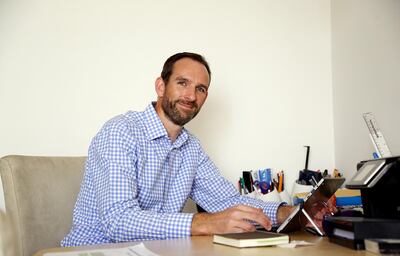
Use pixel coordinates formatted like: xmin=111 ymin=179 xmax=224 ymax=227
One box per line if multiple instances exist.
xmin=322 ymin=201 xmax=335 ymax=216
xmin=309 ymin=176 xmax=318 ymax=187
xmin=240 ymin=177 xmax=249 ymax=194
xmin=273 ymin=178 xmax=279 ymax=191
xmin=249 ymin=173 xmax=254 ymax=192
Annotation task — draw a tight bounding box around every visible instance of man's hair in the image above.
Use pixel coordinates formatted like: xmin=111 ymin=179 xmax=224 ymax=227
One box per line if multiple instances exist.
xmin=161 ymin=52 xmax=211 ymax=84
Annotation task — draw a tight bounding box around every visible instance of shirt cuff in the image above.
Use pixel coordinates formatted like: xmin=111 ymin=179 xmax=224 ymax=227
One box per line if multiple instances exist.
xmin=168 ymin=212 xmax=194 ymax=238
xmin=263 ymin=201 xmax=286 ymax=226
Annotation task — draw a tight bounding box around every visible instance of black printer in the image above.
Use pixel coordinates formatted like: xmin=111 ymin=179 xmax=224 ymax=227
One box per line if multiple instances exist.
xmin=323 ymin=156 xmax=400 ymax=250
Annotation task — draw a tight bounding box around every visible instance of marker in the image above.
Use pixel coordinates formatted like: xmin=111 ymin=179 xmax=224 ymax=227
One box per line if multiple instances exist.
xmin=240 ymin=177 xmax=249 ymax=194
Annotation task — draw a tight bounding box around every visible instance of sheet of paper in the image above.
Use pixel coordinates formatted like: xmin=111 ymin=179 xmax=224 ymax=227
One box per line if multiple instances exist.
xmin=277 ymin=240 xmax=315 ymax=248
xmin=44 ymin=243 xmax=159 ymax=256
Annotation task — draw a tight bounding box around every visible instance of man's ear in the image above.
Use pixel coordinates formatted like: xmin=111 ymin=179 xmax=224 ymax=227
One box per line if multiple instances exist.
xmin=155 ymin=77 xmax=165 ymax=97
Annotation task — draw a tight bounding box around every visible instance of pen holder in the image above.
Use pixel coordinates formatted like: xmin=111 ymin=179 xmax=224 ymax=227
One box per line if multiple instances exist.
xmin=247 ymin=189 xmax=281 ymax=203
xmin=278 ymin=190 xmax=291 ymax=205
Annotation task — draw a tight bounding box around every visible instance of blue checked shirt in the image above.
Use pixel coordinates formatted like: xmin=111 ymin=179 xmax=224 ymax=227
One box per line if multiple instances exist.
xmin=61 ymin=103 xmax=282 ymax=246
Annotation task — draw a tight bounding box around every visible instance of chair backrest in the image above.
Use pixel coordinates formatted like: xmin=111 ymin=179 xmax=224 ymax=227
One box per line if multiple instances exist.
xmin=0 ymin=155 xmax=85 ymax=256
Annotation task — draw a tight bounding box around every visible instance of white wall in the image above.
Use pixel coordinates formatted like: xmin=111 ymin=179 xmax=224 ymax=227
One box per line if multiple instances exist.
xmin=331 ymin=0 xmax=400 ymax=180
xmin=0 ymin=0 xmax=334 ymax=210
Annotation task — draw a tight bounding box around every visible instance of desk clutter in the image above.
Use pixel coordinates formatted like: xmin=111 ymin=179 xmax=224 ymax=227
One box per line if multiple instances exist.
xmin=323 ymin=156 xmax=400 ymax=252
xmin=236 ymin=155 xmax=400 ymax=253
xmin=238 ymin=167 xmax=348 ymax=206
xmin=42 ymin=243 xmax=159 ymax=256
xmin=238 ymin=169 xmax=290 ymax=203
xmin=292 ymin=168 xmax=349 ymax=206
xmin=238 ymin=169 xmax=283 ymax=195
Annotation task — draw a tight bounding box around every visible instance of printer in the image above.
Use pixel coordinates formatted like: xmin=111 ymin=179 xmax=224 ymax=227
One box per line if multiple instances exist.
xmin=323 ymin=156 xmax=400 ymax=250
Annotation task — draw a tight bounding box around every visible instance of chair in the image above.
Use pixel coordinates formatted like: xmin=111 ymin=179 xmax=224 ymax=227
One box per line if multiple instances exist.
xmin=0 ymin=155 xmax=86 ymax=256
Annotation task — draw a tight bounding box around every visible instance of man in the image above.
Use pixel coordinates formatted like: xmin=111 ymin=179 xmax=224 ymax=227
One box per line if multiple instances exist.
xmin=62 ymin=52 xmax=295 ymax=246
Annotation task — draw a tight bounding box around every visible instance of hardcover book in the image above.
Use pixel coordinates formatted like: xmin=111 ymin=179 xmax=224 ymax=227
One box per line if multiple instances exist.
xmin=213 ymin=231 xmax=289 ymax=248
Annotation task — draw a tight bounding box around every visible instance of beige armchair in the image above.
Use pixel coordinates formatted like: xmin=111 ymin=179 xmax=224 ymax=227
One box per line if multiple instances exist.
xmin=0 ymin=155 xmax=86 ymax=256
xmin=0 ymin=155 xmax=199 ymax=256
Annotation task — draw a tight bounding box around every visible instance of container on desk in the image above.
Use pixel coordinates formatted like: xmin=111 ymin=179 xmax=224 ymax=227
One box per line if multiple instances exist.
xmin=291 ymin=182 xmax=313 ymax=206
xmin=247 ymin=189 xmax=291 ymax=204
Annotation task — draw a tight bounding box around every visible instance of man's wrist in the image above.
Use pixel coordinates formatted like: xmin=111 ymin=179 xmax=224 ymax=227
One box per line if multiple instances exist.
xmin=191 ymin=212 xmax=211 ymax=236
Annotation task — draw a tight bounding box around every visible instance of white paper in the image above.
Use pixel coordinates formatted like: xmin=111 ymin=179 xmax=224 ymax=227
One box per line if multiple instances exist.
xmin=44 ymin=243 xmax=159 ymax=256
xmin=277 ymin=240 xmax=315 ymax=248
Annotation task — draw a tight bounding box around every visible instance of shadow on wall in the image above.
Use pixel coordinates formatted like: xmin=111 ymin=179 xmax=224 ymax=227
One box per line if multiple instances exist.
xmin=187 ymin=87 xmax=232 ymax=149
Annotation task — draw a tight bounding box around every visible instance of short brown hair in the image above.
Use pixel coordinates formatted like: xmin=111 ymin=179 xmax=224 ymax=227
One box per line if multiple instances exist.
xmin=161 ymin=52 xmax=211 ymax=84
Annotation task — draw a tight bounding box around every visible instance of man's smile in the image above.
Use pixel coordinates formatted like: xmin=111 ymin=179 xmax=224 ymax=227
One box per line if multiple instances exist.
xmin=177 ymin=101 xmax=197 ymax=111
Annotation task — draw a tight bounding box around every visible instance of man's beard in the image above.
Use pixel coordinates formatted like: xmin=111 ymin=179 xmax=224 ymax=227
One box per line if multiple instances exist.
xmin=161 ymin=96 xmax=200 ymax=126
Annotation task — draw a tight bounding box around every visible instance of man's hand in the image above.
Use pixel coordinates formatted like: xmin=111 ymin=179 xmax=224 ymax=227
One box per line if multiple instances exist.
xmin=302 ymin=197 xmax=337 ymax=234
xmin=191 ymin=205 xmax=272 ymax=235
xmin=276 ymin=204 xmax=296 ymax=224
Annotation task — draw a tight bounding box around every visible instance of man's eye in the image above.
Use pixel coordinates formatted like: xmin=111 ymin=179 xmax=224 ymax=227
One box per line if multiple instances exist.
xmin=178 ymin=81 xmax=187 ymax=86
xmin=197 ymin=87 xmax=207 ymax=93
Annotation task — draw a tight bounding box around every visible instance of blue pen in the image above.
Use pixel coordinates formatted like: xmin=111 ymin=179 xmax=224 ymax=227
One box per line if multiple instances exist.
xmin=373 ymin=152 xmax=380 ymax=159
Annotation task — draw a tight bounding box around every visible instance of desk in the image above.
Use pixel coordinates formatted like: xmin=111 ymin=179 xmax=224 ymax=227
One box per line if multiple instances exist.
xmin=34 ymin=231 xmax=366 ymax=256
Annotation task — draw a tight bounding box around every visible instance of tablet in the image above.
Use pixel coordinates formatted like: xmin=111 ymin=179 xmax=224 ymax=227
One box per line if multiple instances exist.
xmin=276 ymin=177 xmax=345 ymax=233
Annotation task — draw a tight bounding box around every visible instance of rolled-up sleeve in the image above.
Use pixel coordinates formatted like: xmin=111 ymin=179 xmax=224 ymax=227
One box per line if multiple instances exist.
xmin=190 ymin=146 xmax=283 ymax=226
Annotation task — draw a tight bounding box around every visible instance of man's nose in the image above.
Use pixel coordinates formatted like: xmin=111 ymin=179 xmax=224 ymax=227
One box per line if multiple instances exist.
xmin=183 ymin=86 xmax=196 ymax=101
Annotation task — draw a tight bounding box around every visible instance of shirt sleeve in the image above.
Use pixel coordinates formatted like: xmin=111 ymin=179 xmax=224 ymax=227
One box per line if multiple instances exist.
xmin=190 ymin=147 xmax=283 ymax=226
xmin=88 ymin=118 xmax=194 ymax=242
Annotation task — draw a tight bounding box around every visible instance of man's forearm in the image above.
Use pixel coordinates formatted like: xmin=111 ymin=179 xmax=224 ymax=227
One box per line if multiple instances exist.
xmin=103 ymin=209 xmax=194 ymax=241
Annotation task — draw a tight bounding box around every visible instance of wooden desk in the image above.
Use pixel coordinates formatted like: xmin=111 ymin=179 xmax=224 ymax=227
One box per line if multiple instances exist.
xmin=34 ymin=231 xmax=366 ymax=256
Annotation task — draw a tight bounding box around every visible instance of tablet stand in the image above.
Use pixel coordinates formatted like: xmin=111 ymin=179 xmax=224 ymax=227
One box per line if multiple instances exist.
xmin=301 ymin=208 xmax=324 ymax=236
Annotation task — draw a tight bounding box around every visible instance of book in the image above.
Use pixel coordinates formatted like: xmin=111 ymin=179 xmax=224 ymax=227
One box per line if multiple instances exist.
xmin=335 ymin=188 xmax=362 ymax=206
xmin=213 ymin=231 xmax=289 ymax=248
xmin=365 ymin=239 xmax=400 ymax=255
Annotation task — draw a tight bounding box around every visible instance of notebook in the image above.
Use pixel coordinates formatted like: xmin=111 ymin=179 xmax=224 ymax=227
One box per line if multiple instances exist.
xmin=213 ymin=230 xmax=289 ymax=248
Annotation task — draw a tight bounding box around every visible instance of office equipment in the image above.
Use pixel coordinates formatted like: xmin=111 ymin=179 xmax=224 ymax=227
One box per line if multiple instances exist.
xmin=304 ymin=146 xmax=311 ymax=171
xmin=298 ymin=146 xmax=323 ymax=185
xmin=276 ymin=177 xmax=345 ymax=234
xmin=239 ymin=177 xmax=249 ymax=194
xmin=324 ymin=156 xmax=400 ymax=250
xmin=258 ymin=169 xmax=272 ymax=194
xmin=242 ymin=171 xmax=254 ymax=193
xmin=213 ymin=231 xmax=289 ymax=248
xmin=323 ymin=216 xmax=400 ymax=250
xmin=277 ymin=171 xmax=284 ymax=192
xmin=347 ymin=156 xmax=400 ymax=219
xmin=363 ymin=112 xmax=392 ymax=158
xmin=365 ymin=238 xmax=400 ymax=255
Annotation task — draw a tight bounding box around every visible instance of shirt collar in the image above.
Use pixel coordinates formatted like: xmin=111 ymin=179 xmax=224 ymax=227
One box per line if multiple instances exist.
xmin=143 ymin=103 xmax=189 ymax=148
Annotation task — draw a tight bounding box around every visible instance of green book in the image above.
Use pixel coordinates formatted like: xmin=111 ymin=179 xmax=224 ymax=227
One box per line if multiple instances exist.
xmin=213 ymin=231 xmax=289 ymax=248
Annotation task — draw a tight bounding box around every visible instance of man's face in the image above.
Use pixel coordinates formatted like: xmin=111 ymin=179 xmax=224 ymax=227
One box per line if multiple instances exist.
xmin=160 ymin=58 xmax=210 ymax=126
